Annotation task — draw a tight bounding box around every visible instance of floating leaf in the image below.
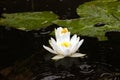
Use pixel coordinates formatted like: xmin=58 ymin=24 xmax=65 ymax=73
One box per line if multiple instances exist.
xmin=54 ymin=1 xmax=120 ymax=41
xmin=0 ymin=11 xmax=58 ymax=31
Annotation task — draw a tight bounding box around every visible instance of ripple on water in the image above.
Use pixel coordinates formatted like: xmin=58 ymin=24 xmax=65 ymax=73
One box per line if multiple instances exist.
xmin=32 ymin=61 xmax=119 ymax=80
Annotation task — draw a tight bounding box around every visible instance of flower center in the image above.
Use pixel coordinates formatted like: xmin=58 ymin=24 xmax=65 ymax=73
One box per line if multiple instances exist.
xmin=60 ymin=42 xmax=71 ymax=47
xmin=61 ymin=28 xmax=68 ymax=34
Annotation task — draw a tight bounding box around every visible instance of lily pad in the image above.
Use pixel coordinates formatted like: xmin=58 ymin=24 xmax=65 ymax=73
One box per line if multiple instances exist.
xmin=54 ymin=1 xmax=120 ymax=41
xmin=0 ymin=11 xmax=58 ymax=31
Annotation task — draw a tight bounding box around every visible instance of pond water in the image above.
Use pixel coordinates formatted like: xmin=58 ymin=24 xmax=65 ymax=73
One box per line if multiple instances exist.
xmin=0 ymin=25 xmax=120 ymax=80
xmin=0 ymin=0 xmax=120 ymax=80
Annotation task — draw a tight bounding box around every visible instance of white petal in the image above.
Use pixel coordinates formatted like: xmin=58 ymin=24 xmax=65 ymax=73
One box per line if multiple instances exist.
xmin=49 ymin=38 xmax=57 ymax=51
xmin=74 ymin=39 xmax=84 ymax=52
xmin=49 ymin=38 xmax=58 ymax=51
xmin=71 ymin=34 xmax=77 ymax=43
xmin=43 ymin=45 xmax=56 ymax=54
xmin=70 ymin=53 xmax=86 ymax=57
xmin=50 ymin=37 xmax=56 ymax=45
xmin=49 ymin=38 xmax=65 ymax=55
xmin=55 ymin=27 xmax=62 ymax=40
xmin=56 ymin=32 xmax=70 ymax=43
xmin=55 ymin=29 xmax=59 ymax=40
xmin=55 ymin=27 xmax=70 ymax=42
xmin=62 ymin=32 xmax=70 ymax=42
xmin=52 ymin=55 xmax=65 ymax=60
xmin=59 ymin=47 xmax=70 ymax=56
xmin=69 ymin=36 xmax=80 ymax=54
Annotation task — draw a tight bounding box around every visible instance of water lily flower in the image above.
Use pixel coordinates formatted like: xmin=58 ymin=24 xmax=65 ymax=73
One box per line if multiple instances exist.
xmin=43 ymin=27 xmax=86 ymax=60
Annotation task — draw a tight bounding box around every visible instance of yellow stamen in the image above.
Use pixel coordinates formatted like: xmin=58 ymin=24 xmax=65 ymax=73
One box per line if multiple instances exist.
xmin=61 ymin=28 xmax=68 ymax=34
xmin=60 ymin=42 xmax=71 ymax=47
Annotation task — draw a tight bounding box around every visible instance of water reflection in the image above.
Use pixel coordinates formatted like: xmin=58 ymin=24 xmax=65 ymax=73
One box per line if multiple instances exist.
xmin=32 ymin=59 xmax=120 ymax=80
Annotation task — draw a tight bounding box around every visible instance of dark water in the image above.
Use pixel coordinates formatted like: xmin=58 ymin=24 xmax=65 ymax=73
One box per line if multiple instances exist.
xmin=0 ymin=0 xmax=120 ymax=80
xmin=0 ymin=25 xmax=120 ymax=80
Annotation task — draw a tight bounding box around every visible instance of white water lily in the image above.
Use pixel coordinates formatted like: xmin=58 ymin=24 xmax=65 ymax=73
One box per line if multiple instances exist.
xmin=43 ymin=27 xmax=86 ymax=60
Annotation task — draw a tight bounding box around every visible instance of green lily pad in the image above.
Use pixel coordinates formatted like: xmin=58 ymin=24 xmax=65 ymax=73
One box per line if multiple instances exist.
xmin=54 ymin=1 xmax=120 ymax=41
xmin=0 ymin=11 xmax=58 ymax=31
xmin=77 ymin=1 xmax=120 ymax=18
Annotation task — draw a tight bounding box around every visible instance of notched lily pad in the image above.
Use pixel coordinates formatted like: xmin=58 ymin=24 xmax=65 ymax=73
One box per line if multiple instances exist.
xmin=0 ymin=11 xmax=58 ymax=31
xmin=54 ymin=1 xmax=120 ymax=41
